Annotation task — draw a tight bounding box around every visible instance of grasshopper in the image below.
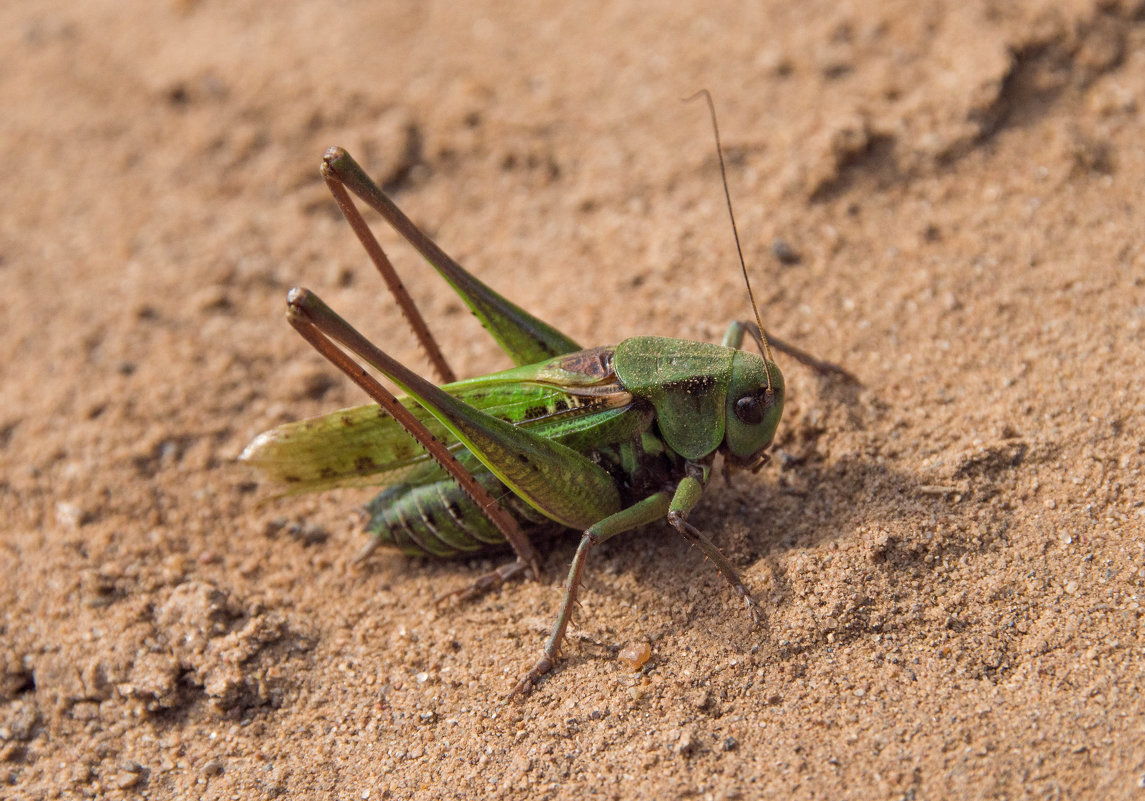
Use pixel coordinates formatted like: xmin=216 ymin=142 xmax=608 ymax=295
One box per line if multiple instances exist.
xmin=241 ymin=93 xmax=845 ymax=695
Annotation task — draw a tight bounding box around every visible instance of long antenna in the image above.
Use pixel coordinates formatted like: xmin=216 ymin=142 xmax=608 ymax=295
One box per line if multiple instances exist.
xmin=685 ymin=89 xmax=774 ymax=391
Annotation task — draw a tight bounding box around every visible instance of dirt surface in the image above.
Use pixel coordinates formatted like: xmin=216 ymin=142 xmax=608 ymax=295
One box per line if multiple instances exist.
xmin=4 ymin=1 xmax=1145 ymax=798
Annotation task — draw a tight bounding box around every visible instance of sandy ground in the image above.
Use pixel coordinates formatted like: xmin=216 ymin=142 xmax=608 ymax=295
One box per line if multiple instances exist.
xmin=3 ymin=1 xmax=1145 ymax=798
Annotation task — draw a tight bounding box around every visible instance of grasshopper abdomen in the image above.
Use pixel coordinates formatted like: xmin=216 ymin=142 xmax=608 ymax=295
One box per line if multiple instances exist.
xmin=366 ymin=472 xmax=547 ymax=558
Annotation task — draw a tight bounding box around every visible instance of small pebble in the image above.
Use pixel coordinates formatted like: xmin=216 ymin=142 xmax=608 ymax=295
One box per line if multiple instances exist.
xmin=617 ymin=641 xmax=651 ymax=670
xmin=114 ymin=772 xmax=141 ymax=790
xmin=771 ymin=238 xmax=801 ymax=265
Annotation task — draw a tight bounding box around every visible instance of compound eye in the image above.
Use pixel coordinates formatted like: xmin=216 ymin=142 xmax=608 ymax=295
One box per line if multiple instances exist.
xmin=734 ymin=392 xmax=765 ymax=425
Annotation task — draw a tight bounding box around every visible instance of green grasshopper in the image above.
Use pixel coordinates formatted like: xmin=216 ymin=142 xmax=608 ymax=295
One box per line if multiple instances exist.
xmin=241 ymin=94 xmax=845 ymax=695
